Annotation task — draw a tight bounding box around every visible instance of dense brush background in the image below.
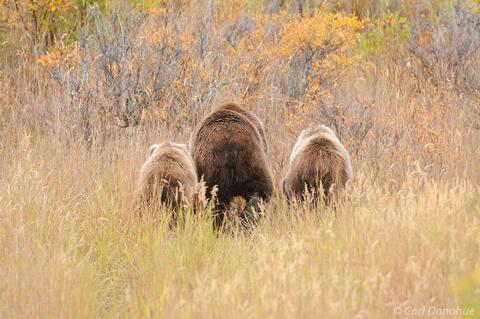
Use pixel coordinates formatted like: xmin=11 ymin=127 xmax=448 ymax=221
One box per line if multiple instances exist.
xmin=1 ymin=0 xmax=479 ymax=317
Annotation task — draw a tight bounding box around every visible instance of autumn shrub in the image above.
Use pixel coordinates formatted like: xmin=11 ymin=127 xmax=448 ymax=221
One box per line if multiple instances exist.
xmin=407 ymin=0 xmax=480 ymax=94
xmin=0 ymin=0 xmax=106 ymax=52
xmin=0 ymin=0 xmax=477 ymax=184
xmin=0 ymin=1 xmax=479 ymax=318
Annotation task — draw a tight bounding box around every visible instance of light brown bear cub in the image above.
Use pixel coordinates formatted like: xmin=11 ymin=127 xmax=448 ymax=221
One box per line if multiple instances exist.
xmin=282 ymin=125 xmax=352 ymax=205
xmin=135 ymin=142 xmax=198 ymax=222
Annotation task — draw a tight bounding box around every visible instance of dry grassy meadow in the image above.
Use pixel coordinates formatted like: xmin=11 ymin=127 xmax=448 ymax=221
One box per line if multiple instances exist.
xmin=1 ymin=0 xmax=479 ymax=318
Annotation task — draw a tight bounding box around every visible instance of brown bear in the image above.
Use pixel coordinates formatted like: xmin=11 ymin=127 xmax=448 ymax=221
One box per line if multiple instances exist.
xmin=282 ymin=125 xmax=352 ymax=205
xmin=217 ymin=103 xmax=268 ymax=153
xmin=189 ymin=103 xmax=273 ymax=228
xmin=135 ymin=142 xmax=198 ymax=223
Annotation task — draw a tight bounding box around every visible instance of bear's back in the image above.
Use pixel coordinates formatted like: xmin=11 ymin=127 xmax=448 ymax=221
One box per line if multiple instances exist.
xmin=189 ymin=108 xmax=271 ymax=200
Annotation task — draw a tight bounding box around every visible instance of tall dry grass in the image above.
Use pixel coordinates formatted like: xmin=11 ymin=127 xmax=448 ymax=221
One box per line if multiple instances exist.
xmin=1 ymin=0 xmax=479 ymax=318
xmin=0 ymin=129 xmax=478 ymax=317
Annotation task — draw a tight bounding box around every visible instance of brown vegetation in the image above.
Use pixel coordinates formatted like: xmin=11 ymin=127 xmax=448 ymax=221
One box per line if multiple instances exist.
xmin=0 ymin=0 xmax=479 ymax=317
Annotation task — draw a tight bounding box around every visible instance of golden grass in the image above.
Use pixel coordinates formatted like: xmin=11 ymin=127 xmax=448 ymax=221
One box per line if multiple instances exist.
xmin=0 ymin=130 xmax=478 ymax=318
xmin=1 ymin=1 xmax=480 ymax=317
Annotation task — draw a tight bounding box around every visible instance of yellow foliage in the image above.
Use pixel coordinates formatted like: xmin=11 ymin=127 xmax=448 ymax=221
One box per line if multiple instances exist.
xmin=47 ymin=0 xmax=76 ymax=12
xmin=1 ymin=1 xmax=480 ymax=318
xmin=37 ymin=42 xmax=80 ymax=69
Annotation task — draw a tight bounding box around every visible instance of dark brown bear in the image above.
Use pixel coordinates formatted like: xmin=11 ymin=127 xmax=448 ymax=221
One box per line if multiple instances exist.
xmin=282 ymin=125 xmax=352 ymax=205
xmin=218 ymin=103 xmax=268 ymax=153
xmin=135 ymin=142 xmax=198 ymax=223
xmin=189 ymin=103 xmax=273 ymax=228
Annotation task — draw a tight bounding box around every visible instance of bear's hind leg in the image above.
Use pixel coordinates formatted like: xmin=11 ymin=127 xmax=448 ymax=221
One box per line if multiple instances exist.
xmin=239 ymin=196 xmax=261 ymax=229
xmin=213 ymin=200 xmax=228 ymax=231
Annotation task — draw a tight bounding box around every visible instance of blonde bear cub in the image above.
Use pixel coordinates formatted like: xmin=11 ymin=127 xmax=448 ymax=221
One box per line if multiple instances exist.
xmin=135 ymin=142 xmax=198 ymax=220
xmin=282 ymin=125 xmax=352 ymax=204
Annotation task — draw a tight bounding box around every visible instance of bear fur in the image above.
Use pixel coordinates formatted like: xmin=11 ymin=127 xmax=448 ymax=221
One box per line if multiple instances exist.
xmin=189 ymin=103 xmax=273 ymax=228
xmin=217 ymin=103 xmax=268 ymax=153
xmin=135 ymin=142 xmax=198 ymax=221
xmin=282 ymin=125 xmax=352 ymax=204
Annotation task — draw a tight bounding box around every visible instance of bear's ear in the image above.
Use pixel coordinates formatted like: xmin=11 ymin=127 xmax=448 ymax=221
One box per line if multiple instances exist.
xmin=173 ymin=143 xmax=188 ymax=149
xmin=318 ymin=125 xmax=337 ymax=138
xmin=147 ymin=144 xmax=160 ymax=158
xmin=297 ymin=127 xmax=311 ymax=142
